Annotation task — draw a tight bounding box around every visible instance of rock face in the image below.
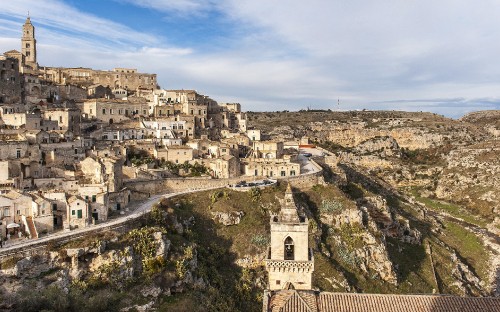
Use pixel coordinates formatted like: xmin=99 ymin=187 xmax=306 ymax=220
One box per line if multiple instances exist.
xmin=211 ymin=211 xmax=245 ymax=225
xmin=435 ymin=143 xmax=500 ymax=226
xmin=320 ymin=197 xmax=398 ymax=284
xmin=353 ymin=136 xmax=401 ymax=158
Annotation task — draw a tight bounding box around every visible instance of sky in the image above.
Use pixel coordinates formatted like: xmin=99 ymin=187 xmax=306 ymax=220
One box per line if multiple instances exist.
xmin=1 ymin=0 xmax=500 ymax=118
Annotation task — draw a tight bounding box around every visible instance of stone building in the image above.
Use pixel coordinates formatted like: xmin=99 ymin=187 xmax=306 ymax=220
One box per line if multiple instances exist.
xmin=252 ymin=141 xmax=284 ymax=159
xmin=208 ymin=155 xmax=240 ymax=179
xmin=39 ymin=67 xmax=157 ymax=93
xmin=242 ymin=158 xmax=300 ymax=178
xmin=67 ymin=195 xmax=89 ymax=229
xmin=265 ymin=185 xmax=314 ymax=290
xmin=43 ymin=108 xmax=81 ymax=134
xmin=82 ymin=98 xmax=150 ymax=124
xmin=0 ymin=54 xmax=22 ymax=104
xmin=21 ymin=17 xmax=38 ymax=70
xmin=262 ymin=291 xmax=500 ymax=312
xmin=155 ymin=145 xmax=193 ymax=164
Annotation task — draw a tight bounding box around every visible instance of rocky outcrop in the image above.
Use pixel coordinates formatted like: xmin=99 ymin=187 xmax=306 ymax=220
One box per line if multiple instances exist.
xmin=354 ymin=136 xmax=401 ymax=158
xmin=211 ymin=211 xmax=245 ymax=226
xmin=435 ymin=143 xmax=500 ymax=224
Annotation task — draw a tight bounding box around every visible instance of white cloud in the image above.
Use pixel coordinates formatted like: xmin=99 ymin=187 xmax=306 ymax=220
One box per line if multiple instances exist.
xmin=1 ymin=0 xmax=499 ymax=117
xmin=0 ymin=0 xmax=158 ymax=47
xmin=117 ymin=0 xmax=214 ymax=13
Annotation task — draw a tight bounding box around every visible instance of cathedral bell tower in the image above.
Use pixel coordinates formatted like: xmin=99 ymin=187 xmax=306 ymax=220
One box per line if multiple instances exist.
xmin=21 ymin=17 xmax=37 ymax=70
xmin=265 ymin=184 xmax=314 ymax=290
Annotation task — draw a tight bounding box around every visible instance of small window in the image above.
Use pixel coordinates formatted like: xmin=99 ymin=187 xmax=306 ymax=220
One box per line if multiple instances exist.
xmin=284 ymin=237 xmax=294 ymax=260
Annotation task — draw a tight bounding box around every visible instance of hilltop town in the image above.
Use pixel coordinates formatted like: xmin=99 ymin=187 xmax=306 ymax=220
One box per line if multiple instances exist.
xmin=0 ymin=18 xmax=499 ymax=312
xmin=0 ymin=18 xmax=306 ymax=241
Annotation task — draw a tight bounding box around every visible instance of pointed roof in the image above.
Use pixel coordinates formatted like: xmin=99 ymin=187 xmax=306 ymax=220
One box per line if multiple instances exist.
xmin=270 ymin=290 xmax=317 ymax=312
xmin=278 ymin=184 xmax=303 ymax=223
xmin=4 ymin=50 xmax=21 ymax=55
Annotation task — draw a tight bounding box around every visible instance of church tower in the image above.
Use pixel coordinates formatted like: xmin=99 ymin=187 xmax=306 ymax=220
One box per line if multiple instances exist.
xmin=265 ymin=184 xmax=314 ymax=290
xmin=21 ymin=17 xmax=37 ymax=69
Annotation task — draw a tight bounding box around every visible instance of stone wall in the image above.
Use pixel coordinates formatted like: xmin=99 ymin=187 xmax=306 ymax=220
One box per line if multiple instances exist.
xmin=124 ymin=161 xmax=322 ymax=198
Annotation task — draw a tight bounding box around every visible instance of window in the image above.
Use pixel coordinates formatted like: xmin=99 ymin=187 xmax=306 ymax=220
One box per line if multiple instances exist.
xmin=92 ymin=195 xmax=96 ymax=202
xmin=72 ymin=210 xmax=75 ymax=216
xmin=290 ymin=170 xmax=296 ymax=176
xmin=26 ymin=43 xmax=30 ymax=48
xmin=16 ymin=150 xmax=21 ymax=158
xmin=276 ymin=280 xmax=281 ymax=285
xmin=4 ymin=208 xmax=10 ymax=216
xmin=110 ymin=109 xmax=114 ymax=115
xmin=281 ymin=171 xmax=286 ymax=177
xmin=52 ymin=203 xmax=57 ymax=211
xmin=77 ymin=210 xmax=82 ymax=219
xmin=89 ymin=109 xmax=93 ymax=114
xmin=284 ymin=237 xmax=294 ymax=260
xmin=102 ymin=108 xmax=106 ymax=114
xmin=26 ymin=51 xmax=30 ymax=57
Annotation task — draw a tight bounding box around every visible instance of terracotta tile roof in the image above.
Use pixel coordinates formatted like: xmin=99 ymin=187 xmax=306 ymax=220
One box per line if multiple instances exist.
xmin=317 ymin=293 xmax=500 ymax=312
xmin=270 ymin=290 xmax=317 ymax=312
xmin=265 ymin=291 xmax=500 ymax=312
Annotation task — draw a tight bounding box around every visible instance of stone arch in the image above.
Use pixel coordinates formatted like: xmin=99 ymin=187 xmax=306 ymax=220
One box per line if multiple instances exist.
xmin=284 ymin=236 xmax=294 ymax=260
xmin=31 ymin=85 xmax=41 ymax=96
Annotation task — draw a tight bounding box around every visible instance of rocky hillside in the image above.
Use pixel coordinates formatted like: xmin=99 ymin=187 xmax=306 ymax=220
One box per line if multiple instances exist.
xmin=1 ymin=177 xmax=498 ymax=311
xmin=0 ymin=109 xmax=498 ymax=311
xmin=249 ymin=109 xmax=500 ymax=295
xmin=249 ymin=110 xmax=500 ymax=230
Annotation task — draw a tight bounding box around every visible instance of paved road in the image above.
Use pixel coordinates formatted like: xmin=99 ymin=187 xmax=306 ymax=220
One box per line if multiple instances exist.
xmin=0 ymin=186 xmax=221 ymax=254
xmin=298 ymin=147 xmax=323 ymax=174
xmin=0 ymin=154 xmax=322 ymax=255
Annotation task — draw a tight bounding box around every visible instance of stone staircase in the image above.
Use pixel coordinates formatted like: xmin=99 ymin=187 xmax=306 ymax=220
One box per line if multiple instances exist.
xmin=24 ymin=216 xmax=38 ymax=239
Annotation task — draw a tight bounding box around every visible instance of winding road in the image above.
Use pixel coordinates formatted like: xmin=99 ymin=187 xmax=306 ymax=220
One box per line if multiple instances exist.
xmin=0 ymin=150 xmax=323 ymax=258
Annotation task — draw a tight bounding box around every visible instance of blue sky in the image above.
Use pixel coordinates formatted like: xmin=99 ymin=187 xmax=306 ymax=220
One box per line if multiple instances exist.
xmin=1 ymin=0 xmax=500 ymax=118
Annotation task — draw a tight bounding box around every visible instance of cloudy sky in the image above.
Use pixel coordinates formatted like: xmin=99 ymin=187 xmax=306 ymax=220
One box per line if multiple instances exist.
xmin=1 ymin=0 xmax=500 ymax=118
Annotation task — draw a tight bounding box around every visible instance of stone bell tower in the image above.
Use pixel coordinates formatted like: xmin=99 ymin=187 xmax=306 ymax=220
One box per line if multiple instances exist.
xmin=265 ymin=184 xmax=314 ymax=290
xmin=21 ymin=17 xmax=37 ymax=70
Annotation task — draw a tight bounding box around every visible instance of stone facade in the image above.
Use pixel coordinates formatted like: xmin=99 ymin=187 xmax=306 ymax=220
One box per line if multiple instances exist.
xmin=82 ymin=98 xmax=150 ymax=124
xmin=265 ymin=185 xmax=314 ymax=290
xmin=39 ymin=67 xmax=157 ymax=92
xmin=0 ymin=55 xmax=22 ymax=104
xmin=21 ymin=17 xmax=37 ymax=70
xmin=242 ymin=158 xmax=300 ymax=178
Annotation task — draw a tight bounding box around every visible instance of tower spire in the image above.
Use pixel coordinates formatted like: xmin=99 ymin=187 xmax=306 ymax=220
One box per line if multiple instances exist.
xmin=265 ymin=185 xmax=314 ymax=290
xmin=21 ymin=15 xmax=37 ymax=70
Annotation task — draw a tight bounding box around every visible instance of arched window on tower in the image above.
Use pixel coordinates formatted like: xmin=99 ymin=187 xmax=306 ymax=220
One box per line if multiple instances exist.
xmin=284 ymin=237 xmax=294 ymax=260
